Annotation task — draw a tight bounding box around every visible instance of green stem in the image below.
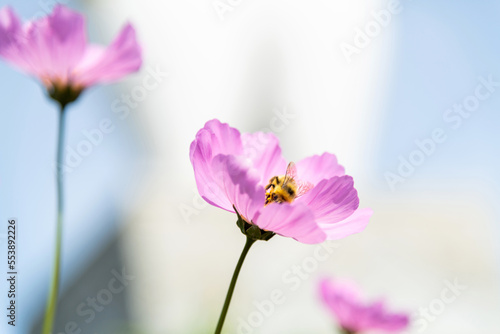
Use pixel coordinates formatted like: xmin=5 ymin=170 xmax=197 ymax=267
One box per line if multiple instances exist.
xmin=214 ymin=236 xmax=256 ymax=334
xmin=42 ymin=103 xmax=67 ymax=334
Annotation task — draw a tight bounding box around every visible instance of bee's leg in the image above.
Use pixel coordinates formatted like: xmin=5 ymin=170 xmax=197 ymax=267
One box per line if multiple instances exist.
xmin=266 ymin=177 xmax=278 ymax=190
xmin=264 ymin=194 xmax=271 ymax=205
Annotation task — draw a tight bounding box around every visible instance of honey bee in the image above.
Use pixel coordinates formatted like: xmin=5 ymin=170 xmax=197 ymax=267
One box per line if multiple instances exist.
xmin=265 ymin=162 xmax=313 ymax=205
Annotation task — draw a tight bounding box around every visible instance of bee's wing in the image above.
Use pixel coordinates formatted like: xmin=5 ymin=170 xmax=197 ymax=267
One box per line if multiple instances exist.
xmin=295 ymin=180 xmax=314 ymax=198
xmin=283 ymin=162 xmax=297 ymax=185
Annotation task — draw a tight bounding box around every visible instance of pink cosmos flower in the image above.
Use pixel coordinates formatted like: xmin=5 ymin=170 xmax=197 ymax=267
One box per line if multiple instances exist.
xmin=189 ymin=119 xmax=372 ymax=244
xmin=319 ymin=278 xmax=410 ymax=334
xmin=0 ymin=5 xmax=141 ymax=102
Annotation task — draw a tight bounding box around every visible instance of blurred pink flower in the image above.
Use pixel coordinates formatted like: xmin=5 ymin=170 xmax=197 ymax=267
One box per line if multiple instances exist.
xmin=0 ymin=5 xmax=141 ymax=99
xmin=190 ymin=119 xmax=372 ymax=244
xmin=319 ymin=278 xmax=410 ymax=334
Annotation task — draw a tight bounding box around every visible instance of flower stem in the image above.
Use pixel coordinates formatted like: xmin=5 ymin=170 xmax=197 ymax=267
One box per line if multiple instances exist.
xmin=42 ymin=103 xmax=67 ymax=334
xmin=214 ymin=235 xmax=256 ymax=334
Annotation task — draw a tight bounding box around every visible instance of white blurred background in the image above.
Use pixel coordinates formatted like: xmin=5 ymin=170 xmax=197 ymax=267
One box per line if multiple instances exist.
xmin=0 ymin=0 xmax=499 ymax=333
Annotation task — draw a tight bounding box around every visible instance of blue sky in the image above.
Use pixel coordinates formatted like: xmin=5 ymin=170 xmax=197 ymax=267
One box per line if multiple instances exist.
xmin=375 ymin=1 xmax=500 ymax=198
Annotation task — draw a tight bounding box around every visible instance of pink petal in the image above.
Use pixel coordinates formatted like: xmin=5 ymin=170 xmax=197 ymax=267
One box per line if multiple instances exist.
xmin=198 ymin=119 xmax=243 ymax=157
xmin=47 ymin=5 xmax=87 ymax=70
xmin=74 ymin=44 xmax=105 ymax=73
xmin=209 ymin=154 xmax=264 ymax=220
xmin=301 ymin=176 xmax=359 ymax=226
xmin=0 ymin=7 xmax=35 ymax=73
xmin=359 ymin=301 xmax=410 ymax=332
xmin=0 ymin=7 xmax=22 ymax=63
xmin=320 ymin=278 xmax=363 ymax=305
xmin=190 ymin=120 xmax=245 ymax=210
xmin=190 ymin=136 xmax=227 ymax=211
xmin=253 ymin=203 xmax=326 ymax=244
xmin=319 ymin=208 xmax=373 ymax=240
xmin=74 ymin=23 xmax=142 ymax=86
xmin=371 ymin=310 xmax=410 ymax=332
xmin=319 ymin=278 xmax=410 ymax=333
xmin=23 ymin=5 xmax=87 ymax=82
xmin=320 ymin=278 xmax=363 ymax=330
xmin=241 ymin=132 xmax=287 ymax=187
xmin=296 ymin=153 xmax=345 ymax=186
